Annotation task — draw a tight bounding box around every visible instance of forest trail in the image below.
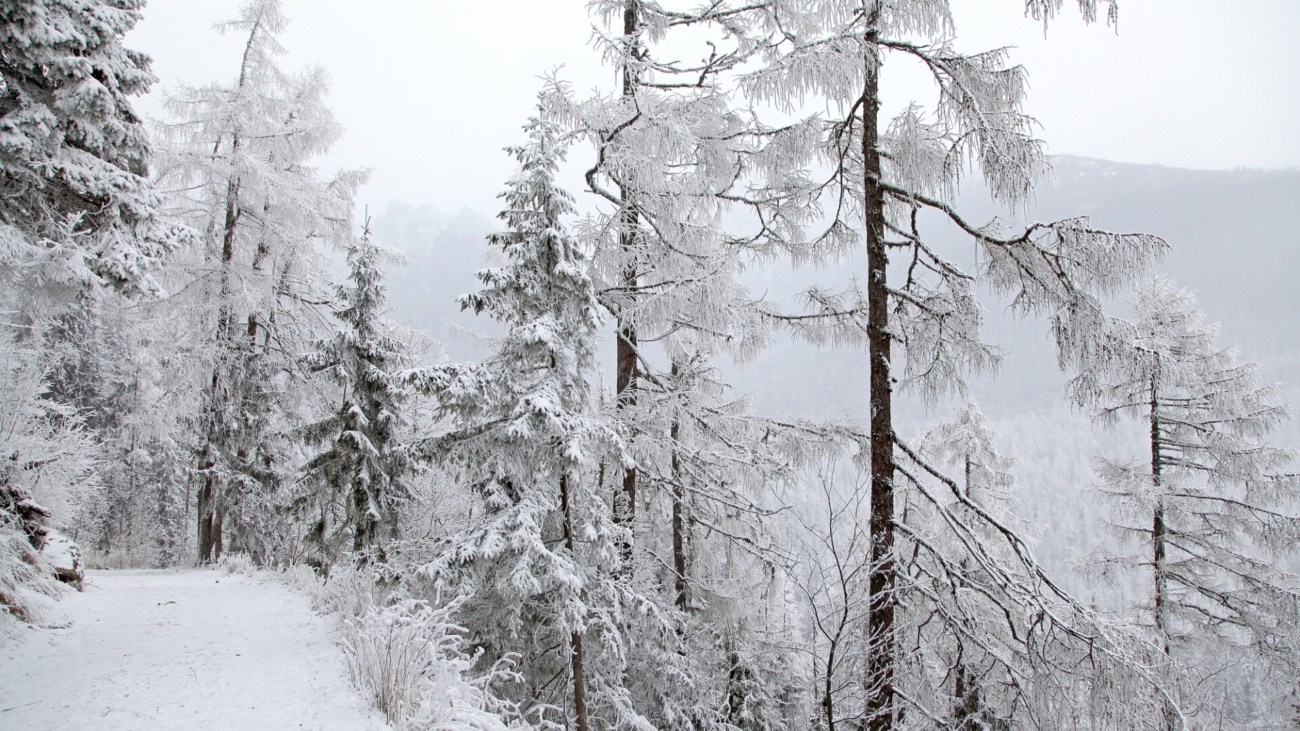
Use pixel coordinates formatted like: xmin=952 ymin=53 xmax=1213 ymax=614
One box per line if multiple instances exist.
xmin=0 ymin=569 xmax=387 ymax=731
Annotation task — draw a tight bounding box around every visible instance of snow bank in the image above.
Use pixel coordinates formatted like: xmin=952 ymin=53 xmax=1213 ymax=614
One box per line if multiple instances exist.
xmin=39 ymin=528 xmax=84 ymax=589
xmin=0 ymin=523 xmax=65 ymax=634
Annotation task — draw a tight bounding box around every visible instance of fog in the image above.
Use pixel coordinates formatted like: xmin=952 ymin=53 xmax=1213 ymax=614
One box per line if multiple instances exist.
xmin=128 ymin=0 xmax=1300 ymax=216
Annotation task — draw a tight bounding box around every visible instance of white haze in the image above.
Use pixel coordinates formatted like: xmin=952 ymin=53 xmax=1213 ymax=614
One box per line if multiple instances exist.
xmin=128 ymin=0 xmax=1300 ymax=218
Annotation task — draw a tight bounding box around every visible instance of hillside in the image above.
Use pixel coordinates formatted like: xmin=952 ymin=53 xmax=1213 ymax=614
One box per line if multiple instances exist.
xmin=372 ymin=157 xmax=1300 ymax=596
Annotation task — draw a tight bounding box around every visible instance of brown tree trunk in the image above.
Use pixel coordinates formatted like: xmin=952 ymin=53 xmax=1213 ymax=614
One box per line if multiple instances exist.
xmin=198 ymin=444 xmax=217 ymax=563
xmin=212 ymin=510 xmax=223 ymax=560
xmin=670 ymin=385 xmax=688 ymax=610
xmin=862 ymin=6 xmax=895 ymax=730
xmin=198 ymin=172 xmax=241 ymax=564
xmin=1149 ymin=366 xmax=1176 ymax=731
xmin=353 ymin=491 xmax=377 ymax=558
xmin=613 ymin=0 xmax=641 ymax=573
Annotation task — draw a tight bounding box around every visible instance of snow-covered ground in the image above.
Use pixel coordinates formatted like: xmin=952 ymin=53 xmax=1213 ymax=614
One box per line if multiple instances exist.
xmin=0 ymin=569 xmax=388 ymax=731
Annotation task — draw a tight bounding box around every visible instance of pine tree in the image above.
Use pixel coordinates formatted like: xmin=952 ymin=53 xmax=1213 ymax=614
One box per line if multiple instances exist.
xmin=1074 ymin=276 xmax=1300 ymax=726
xmin=298 ymin=225 xmax=413 ymax=567
xmin=0 ymin=0 xmax=182 ymax=300
xmin=0 ymin=1 xmax=189 ymax=565
xmin=155 ymin=0 xmax=362 ymax=562
xmin=406 ymin=98 xmax=622 ymax=731
xmin=907 ymin=400 xmax=1024 ymax=731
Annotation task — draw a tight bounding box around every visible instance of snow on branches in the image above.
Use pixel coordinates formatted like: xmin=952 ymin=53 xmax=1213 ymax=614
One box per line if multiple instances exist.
xmin=0 ymin=0 xmax=186 ymax=298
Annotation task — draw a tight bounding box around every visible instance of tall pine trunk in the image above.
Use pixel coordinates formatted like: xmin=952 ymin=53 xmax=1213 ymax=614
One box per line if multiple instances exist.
xmin=862 ymin=5 xmax=896 ymax=729
xmin=614 ymin=0 xmax=641 ymax=571
xmin=197 ymin=18 xmax=264 ymax=565
xmin=670 ymin=371 xmax=688 ymax=609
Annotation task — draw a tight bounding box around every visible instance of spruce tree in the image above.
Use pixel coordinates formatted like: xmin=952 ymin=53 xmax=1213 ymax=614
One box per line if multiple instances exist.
xmin=299 ymin=226 xmax=413 ymax=566
xmin=0 ymin=0 xmax=181 ymax=299
xmin=407 ymin=97 xmax=620 ymax=731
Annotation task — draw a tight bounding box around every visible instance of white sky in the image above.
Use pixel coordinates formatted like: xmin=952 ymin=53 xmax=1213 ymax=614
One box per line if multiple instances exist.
xmin=127 ymin=0 xmax=1300 ymax=217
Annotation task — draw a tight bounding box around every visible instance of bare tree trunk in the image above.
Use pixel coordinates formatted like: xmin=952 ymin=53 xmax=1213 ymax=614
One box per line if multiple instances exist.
xmin=195 ymin=19 xmax=262 ymax=564
xmin=671 ymin=401 xmax=688 ymax=610
xmin=560 ymin=472 xmax=590 ymax=731
xmin=212 ymin=510 xmax=223 ymax=559
xmin=862 ymin=5 xmax=895 ymax=729
xmin=824 ymin=633 xmax=841 ymax=731
xmin=197 ymin=172 xmax=241 ymax=564
xmin=570 ymin=628 xmax=590 ymax=731
xmin=614 ymin=0 xmax=641 ymax=572
xmin=353 ymin=491 xmax=378 ymax=558
xmin=197 ymin=444 xmax=217 ymax=563
xmin=1149 ymin=366 xmax=1177 ymax=731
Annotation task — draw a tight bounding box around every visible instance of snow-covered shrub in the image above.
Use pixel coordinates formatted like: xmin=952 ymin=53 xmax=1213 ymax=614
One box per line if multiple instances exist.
xmin=283 ymin=562 xmax=378 ymax=620
xmin=219 ymin=552 xmax=256 ymax=576
xmin=342 ymin=598 xmax=523 ymax=731
xmin=282 ymin=563 xmax=524 ymax=730
xmin=0 ymin=336 xmax=94 ymax=624
xmin=0 ymin=338 xmax=100 ymax=506
xmin=0 ymin=521 xmax=64 ymax=633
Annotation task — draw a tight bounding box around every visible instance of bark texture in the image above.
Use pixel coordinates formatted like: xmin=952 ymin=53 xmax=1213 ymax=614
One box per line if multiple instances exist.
xmin=862 ymin=8 xmax=896 ymax=729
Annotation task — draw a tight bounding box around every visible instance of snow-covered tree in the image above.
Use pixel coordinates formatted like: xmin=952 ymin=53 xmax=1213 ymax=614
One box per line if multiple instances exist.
xmin=559 ymin=6 xmax=830 ymax=726
xmin=57 ymin=292 xmax=196 ymax=566
xmin=901 ymin=401 xmax=1030 ymax=731
xmin=800 ymin=399 xmax=1172 ymax=731
xmin=0 ymin=0 xmax=183 ymax=300
xmin=0 ymin=330 xmax=99 ymax=616
xmin=0 ymin=1 xmax=190 ymax=569
xmin=571 ymin=1 xmax=776 ymax=572
xmin=406 ymin=101 xmax=625 ymax=731
xmin=298 ymin=226 xmax=414 ymax=567
xmin=1074 ymin=276 xmax=1300 ymax=727
xmin=155 ymin=0 xmax=362 ymax=562
xmin=724 ymin=1 xmax=1171 ymax=727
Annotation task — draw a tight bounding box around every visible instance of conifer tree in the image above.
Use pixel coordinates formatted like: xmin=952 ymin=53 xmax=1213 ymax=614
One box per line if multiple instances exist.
xmin=156 ymin=0 xmax=362 ymax=562
xmin=0 ymin=1 xmax=188 ymax=563
xmin=407 ymin=98 xmax=622 ymax=731
xmin=0 ymin=0 xmax=182 ymax=299
xmin=564 ymin=7 xmax=828 ymax=726
xmin=906 ymin=400 xmax=1025 ymax=731
xmin=576 ymin=1 xmax=775 ymax=574
xmin=1074 ymin=276 xmax=1300 ymax=726
xmin=298 ymin=226 xmax=413 ymax=566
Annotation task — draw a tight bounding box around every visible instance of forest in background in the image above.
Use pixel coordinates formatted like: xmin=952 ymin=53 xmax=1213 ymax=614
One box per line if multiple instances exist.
xmin=376 ymin=157 xmax=1300 ymax=600
xmin=3 ymin=1 xmax=1299 ymax=731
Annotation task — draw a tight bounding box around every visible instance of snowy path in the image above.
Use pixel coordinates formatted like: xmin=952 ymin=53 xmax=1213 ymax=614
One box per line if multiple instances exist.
xmin=0 ymin=569 xmax=388 ymax=731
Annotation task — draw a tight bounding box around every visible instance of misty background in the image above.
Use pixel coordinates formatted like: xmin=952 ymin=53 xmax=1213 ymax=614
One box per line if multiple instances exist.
xmin=133 ymin=0 xmax=1300 ymax=603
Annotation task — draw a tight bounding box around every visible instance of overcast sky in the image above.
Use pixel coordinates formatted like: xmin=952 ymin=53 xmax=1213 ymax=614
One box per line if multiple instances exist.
xmin=127 ymin=0 xmax=1300 ymax=217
